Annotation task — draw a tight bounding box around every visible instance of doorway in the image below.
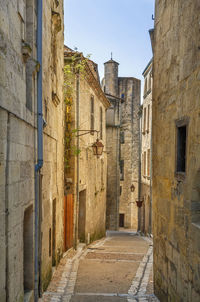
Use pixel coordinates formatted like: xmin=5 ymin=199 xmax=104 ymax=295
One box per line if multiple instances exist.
xmin=23 ymin=205 xmax=33 ymax=293
xmin=64 ymin=194 xmax=74 ymax=251
xmin=119 ymin=213 xmax=125 ymax=227
xmin=52 ymin=199 xmax=56 ymax=266
xmin=78 ymin=190 xmax=86 ymax=242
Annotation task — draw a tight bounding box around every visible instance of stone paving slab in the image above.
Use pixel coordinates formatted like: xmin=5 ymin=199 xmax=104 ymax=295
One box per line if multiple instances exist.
xmin=85 ymin=252 xmax=144 ymax=261
xmin=70 ymin=295 xmax=127 ymax=302
xmin=75 ymin=260 xmax=139 ymax=293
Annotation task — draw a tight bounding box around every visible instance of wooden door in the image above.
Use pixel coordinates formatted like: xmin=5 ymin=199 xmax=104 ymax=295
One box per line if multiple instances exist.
xmin=64 ymin=195 xmax=74 ymax=251
xmin=52 ymin=199 xmax=56 ymax=266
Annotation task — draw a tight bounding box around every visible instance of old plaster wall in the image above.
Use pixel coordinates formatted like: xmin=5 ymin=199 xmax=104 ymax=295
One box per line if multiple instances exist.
xmin=153 ymin=0 xmax=200 ymax=301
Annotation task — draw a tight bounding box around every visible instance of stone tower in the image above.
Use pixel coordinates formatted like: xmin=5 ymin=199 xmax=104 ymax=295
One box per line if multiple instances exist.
xmin=103 ymin=58 xmax=141 ymax=230
xmin=104 ymin=58 xmax=121 ymax=230
xmin=104 ymin=59 xmax=119 ymax=96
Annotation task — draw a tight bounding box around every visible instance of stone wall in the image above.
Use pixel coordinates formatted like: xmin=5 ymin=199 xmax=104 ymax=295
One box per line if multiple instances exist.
xmin=40 ymin=0 xmax=64 ymax=291
xmin=140 ymin=61 xmax=152 ymax=234
xmin=153 ymin=0 xmax=200 ymax=301
xmin=106 ymin=126 xmax=120 ymax=230
xmin=103 ymin=58 xmax=141 ymax=231
xmin=0 ymin=1 xmax=37 ymax=301
xmin=119 ymin=77 xmax=140 ymax=230
xmin=65 ymin=54 xmax=109 ymax=244
xmin=0 ymin=0 xmax=64 ymax=300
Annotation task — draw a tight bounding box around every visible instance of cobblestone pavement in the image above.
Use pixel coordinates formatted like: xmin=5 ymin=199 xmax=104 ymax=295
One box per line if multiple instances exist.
xmin=39 ymin=231 xmax=159 ymax=302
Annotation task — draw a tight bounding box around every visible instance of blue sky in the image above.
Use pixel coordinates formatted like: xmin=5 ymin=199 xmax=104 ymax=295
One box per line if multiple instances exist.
xmin=64 ymin=0 xmax=155 ymax=91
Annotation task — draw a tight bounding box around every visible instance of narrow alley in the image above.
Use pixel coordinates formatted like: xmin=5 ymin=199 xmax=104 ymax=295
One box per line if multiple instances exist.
xmin=40 ymin=232 xmax=158 ymax=302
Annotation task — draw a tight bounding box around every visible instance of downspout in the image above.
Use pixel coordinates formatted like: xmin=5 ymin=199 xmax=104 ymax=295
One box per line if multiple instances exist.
xmin=138 ymin=105 xmax=142 ymax=232
xmin=5 ymin=113 xmax=10 ymax=302
xmin=74 ymin=71 xmax=80 ymax=249
xmin=149 ymin=101 xmax=153 ymax=235
xmin=35 ymin=0 xmax=43 ymax=301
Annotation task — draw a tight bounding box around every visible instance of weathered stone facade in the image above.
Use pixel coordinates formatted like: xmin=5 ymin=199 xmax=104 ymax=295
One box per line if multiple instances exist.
xmin=64 ymin=47 xmax=109 ymax=246
xmin=103 ymin=59 xmax=141 ymax=230
xmin=0 ymin=1 xmax=64 ymax=301
xmin=153 ymin=0 xmax=200 ymax=301
xmin=140 ymin=59 xmax=152 ymax=234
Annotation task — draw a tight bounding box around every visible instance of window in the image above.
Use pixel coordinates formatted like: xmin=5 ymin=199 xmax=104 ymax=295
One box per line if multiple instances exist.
xmin=100 ymin=107 xmax=103 ymax=139
xmin=120 ymin=186 xmax=122 ymax=196
xmin=147 ymin=105 xmax=150 ymax=132
xmin=90 ymin=96 xmax=94 ymax=134
xmin=144 ymin=78 xmax=147 ymax=94
xmin=143 ymin=107 xmax=146 ymax=133
xmin=176 ymin=125 xmax=187 ymax=173
xmin=120 ymin=160 xmax=124 ymax=180
xmin=25 ymin=0 xmax=36 ymax=111
xmin=143 ymin=151 xmax=146 ymax=176
xmin=101 ymin=159 xmax=104 ymax=188
xmin=148 ymin=75 xmax=151 ymax=91
xmin=147 ymin=149 xmax=150 ymax=177
xmin=120 ymin=131 xmax=125 ymax=144
xmin=23 ymin=205 xmax=33 ymax=292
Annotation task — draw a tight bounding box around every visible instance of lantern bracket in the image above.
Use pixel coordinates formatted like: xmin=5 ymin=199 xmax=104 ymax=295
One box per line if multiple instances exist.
xmin=76 ymin=129 xmax=100 ymax=137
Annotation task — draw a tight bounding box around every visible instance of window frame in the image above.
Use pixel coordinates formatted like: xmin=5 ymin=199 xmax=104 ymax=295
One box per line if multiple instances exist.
xmin=90 ymin=96 xmax=94 ymax=135
xmin=120 ymin=159 xmax=124 ymax=181
xmin=175 ymin=117 xmax=189 ymax=179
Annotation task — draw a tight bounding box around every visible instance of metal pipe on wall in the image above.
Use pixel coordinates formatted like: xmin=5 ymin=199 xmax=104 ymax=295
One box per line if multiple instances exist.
xmin=74 ymin=71 xmax=80 ymax=249
xmin=35 ymin=0 xmax=43 ymax=300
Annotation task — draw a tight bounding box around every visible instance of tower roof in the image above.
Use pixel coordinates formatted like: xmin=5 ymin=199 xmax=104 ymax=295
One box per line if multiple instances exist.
xmin=104 ymin=58 xmax=119 ymax=65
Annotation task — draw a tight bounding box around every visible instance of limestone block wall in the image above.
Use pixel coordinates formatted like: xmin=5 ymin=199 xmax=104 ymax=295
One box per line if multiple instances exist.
xmin=106 ymin=126 xmax=120 ymax=230
xmin=65 ymin=61 xmax=109 ymax=244
xmin=119 ymin=77 xmax=140 ymax=230
xmin=0 ymin=1 xmax=36 ymax=301
xmin=0 ymin=0 xmax=64 ymax=299
xmin=141 ymin=62 xmax=152 ymax=234
xmin=153 ymin=0 xmax=200 ymax=301
xmin=40 ymin=0 xmax=64 ymax=291
xmin=78 ymin=80 xmax=108 ymax=242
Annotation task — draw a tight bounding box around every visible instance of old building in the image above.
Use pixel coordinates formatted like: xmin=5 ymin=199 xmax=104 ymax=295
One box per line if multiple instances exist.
xmin=102 ymin=58 xmax=141 ymax=230
xmin=64 ymin=46 xmax=110 ymax=248
xmin=140 ymin=59 xmax=153 ymax=234
xmin=0 ymin=1 xmax=64 ymax=301
xmin=153 ymin=0 xmax=200 ymax=301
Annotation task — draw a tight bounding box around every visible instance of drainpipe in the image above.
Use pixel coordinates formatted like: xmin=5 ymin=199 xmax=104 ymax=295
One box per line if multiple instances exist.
xmin=149 ymin=102 xmax=153 ymax=235
xmin=138 ymin=107 xmax=142 ymax=232
xmin=35 ymin=0 xmax=43 ymax=301
xmin=74 ymin=71 xmax=80 ymax=249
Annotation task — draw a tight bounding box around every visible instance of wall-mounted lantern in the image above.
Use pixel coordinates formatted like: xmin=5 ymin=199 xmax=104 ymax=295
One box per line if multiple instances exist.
xmin=92 ymin=139 xmax=104 ymax=156
xmin=130 ymin=184 xmax=135 ymax=192
xmin=76 ymin=130 xmax=104 ymax=157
